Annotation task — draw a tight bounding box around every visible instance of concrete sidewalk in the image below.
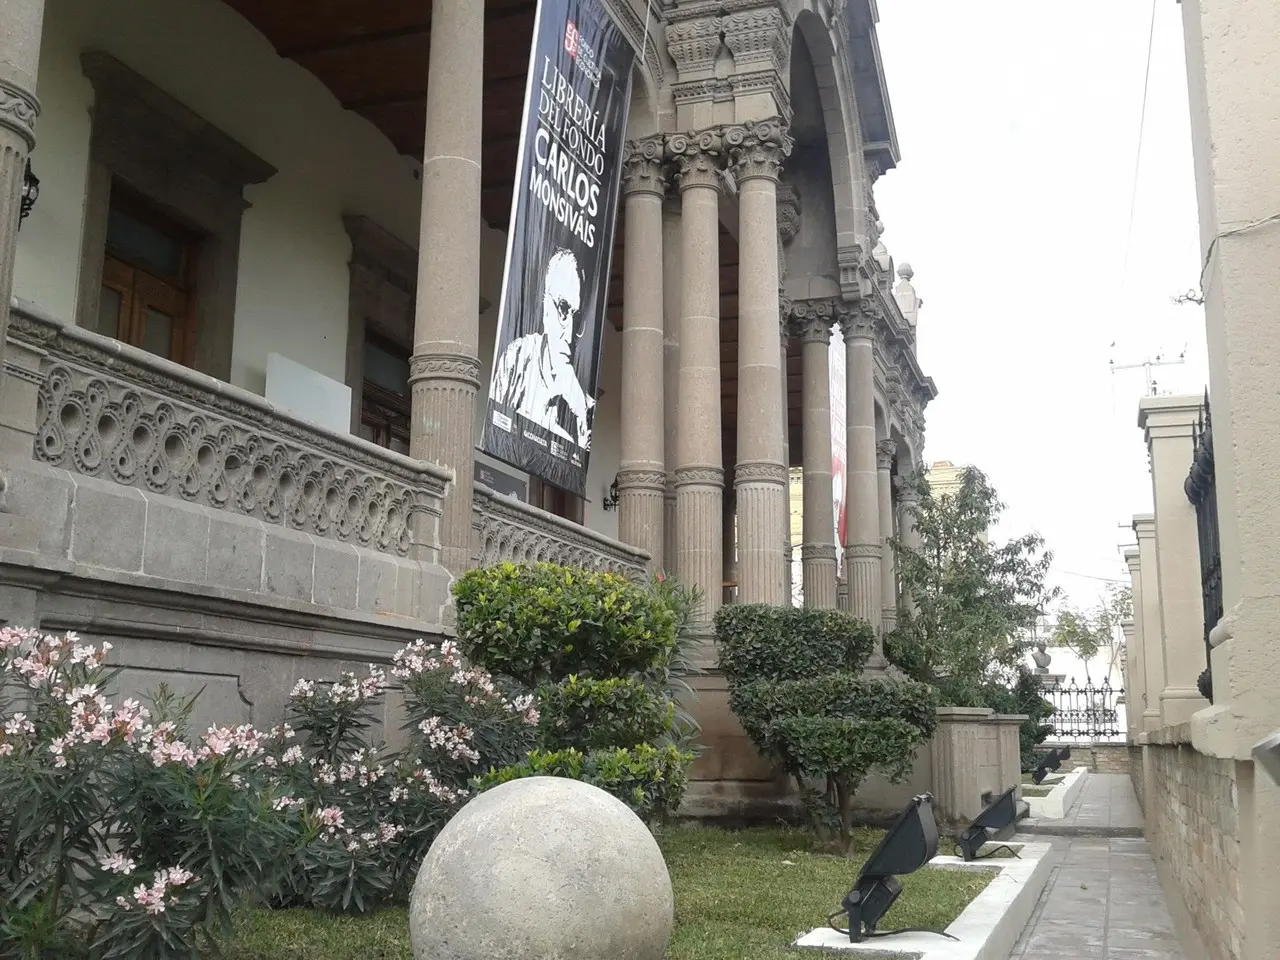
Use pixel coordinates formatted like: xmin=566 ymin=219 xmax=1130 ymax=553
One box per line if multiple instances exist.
xmin=1011 ymin=774 xmax=1188 ymax=960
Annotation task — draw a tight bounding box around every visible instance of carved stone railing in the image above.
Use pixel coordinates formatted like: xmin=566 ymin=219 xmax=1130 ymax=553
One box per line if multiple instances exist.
xmin=472 ymin=483 xmax=649 ymax=579
xmin=6 ymin=301 xmax=450 ymax=559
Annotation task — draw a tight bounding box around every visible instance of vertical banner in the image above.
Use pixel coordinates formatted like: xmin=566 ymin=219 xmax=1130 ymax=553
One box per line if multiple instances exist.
xmin=829 ymin=336 xmax=847 ymax=575
xmin=480 ymin=0 xmax=636 ymax=497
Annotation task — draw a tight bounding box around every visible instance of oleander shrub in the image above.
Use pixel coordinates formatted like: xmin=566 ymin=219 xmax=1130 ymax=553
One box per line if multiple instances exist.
xmin=716 ymin=605 xmax=938 ymax=852
xmin=454 ymin=562 xmax=694 ymax=819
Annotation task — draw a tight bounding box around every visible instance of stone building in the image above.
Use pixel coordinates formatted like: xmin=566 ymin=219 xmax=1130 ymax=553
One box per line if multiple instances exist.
xmin=0 ymin=0 xmax=934 ymax=810
xmin=1120 ymin=2 xmax=1280 ymax=957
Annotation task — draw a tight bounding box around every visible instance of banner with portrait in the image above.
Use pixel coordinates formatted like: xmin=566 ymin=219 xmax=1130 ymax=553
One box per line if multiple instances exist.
xmin=480 ymin=0 xmax=635 ymax=498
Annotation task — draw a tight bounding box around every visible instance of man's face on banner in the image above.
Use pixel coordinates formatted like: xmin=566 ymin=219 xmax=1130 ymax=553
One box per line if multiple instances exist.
xmin=542 ymin=251 xmax=581 ymax=363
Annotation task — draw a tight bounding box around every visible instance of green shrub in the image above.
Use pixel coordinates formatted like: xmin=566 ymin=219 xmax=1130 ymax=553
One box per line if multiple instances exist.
xmin=716 ymin=604 xmax=937 ymax=851
xmin=457 ymin=563 xmax=694 ymax=820
xmin=475 ymin=744 xmax=690 ymax=822
xmin=452 ymin=563 xmax=677 ymax=683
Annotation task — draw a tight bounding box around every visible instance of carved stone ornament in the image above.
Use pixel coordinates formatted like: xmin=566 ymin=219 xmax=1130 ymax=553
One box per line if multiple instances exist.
xmin=666 ymin=129 xmax=726 ymax=191
xmin=408 ymin=352 xmax=482 ymax=389
xmin=776 ymin=183 xmax=801 ymax=244
xmin=12 ymin=306 xmax=445 ymax=558
xmin=725 ymin=118 xmax=793 ymax=182
xmin=621 ymin=136 xmax=667 ymax=197
xmin=733 ymin=460 xmax=789 ymax=486
xmin=839 ymin=303 xmax=878 ymax=342
xmin=721 ymin=8 xmax=791 ymax=74
xmin=876 ymin=438 xmax=897 ymax=471
xmin=473 ymin=485 xmax=647 ymax=578
xmin=616 ymin=468 xmax=668 ymax=492
xmin=664 ymin=17 xmax=723 ymax=76
xmin=0 ymin=77 xmax=40 ymax=150
xmin=796 ymin=312 xmax=833 ymax=345
xmin=801 ymin=542 xmax=839 ymax=563
xmin=673 ymin=464 xmax=726 ymax=488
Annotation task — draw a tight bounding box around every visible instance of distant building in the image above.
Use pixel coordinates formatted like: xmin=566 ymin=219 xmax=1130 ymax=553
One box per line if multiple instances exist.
xmin=925 ymin=460 xmax=987 ymax=541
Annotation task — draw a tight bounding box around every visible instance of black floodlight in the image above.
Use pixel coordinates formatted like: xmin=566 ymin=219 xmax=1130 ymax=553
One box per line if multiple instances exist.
xmin=955 ymin=785 xmax=1021 ymax=862
xmin=827 ymin=793 xmax=957 ymax=943
xmin=1031 ymin=746 xmax=1072 ymax=785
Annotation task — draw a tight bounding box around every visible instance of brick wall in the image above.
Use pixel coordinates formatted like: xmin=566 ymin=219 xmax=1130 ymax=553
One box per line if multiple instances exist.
xmin=1146 ymin=742 xmax=1243 ymax=960
xmin=1041 ymin=741 xmax=1134 ymax=774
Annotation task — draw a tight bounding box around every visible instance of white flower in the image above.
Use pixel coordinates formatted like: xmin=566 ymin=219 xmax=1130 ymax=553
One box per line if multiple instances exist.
xmin=100 ymin=853 xmax=137 ymax=875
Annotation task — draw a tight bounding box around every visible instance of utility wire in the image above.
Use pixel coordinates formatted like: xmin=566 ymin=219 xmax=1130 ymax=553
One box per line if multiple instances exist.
xmin=1121 ymin=0 xmax=1160 ymax=278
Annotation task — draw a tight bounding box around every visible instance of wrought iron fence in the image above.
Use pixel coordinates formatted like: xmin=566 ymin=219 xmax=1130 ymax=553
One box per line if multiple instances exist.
xmin=1185 ymin=393 xmax=1221 ymax=703
xmin=1042 ymin=679 xmax=1126 ymax=742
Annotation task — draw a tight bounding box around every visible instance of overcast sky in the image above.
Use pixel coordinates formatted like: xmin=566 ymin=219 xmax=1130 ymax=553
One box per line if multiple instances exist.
xmin=872 ymin=0 xmax=1209 ymax=610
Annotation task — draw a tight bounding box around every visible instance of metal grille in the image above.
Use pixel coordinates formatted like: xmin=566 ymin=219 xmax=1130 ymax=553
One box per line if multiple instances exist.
xmin=1185 ymin=393 xmax=1221 ymax=703
xmin=1043 ymin=679 xmax=1126 ymax=742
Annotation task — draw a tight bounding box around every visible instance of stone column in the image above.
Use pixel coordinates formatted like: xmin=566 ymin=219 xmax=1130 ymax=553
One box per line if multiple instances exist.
xmin=877 ymin=438 xmax=897 ymax=635
xmin=841 ymin=305 xmax=882 ymax=641
xmin=668 ymin=130 xmax=724 ymax=621
xmin=617 ymin=137 xmax=667 ymax=567
xmin=1122 ymin=546 xmax=1147 ymax=739
xmin=0 ymin=0 xmax=46 ymax=386
xmin=797 ymin=306 xmax=837 ymax=608
xmin=730 ymin=120 xmax=790 ymax=606
xmin=896 ymin=474 xmax=922 ymax=617
xmin=1140 ymin=395 xmax=1210 ymax=726
xmin=1120 ymin=618 xmax=1139 ymax=742
xmin=661 ymin=195 xmax=682 ymax=574
xmin=780 ymin=314 xmax=793 ymax=601
xmin=408 ymin=0 xmax=484 ymax=574
xmin=1133 ymin=514 xmax=1166 ymax=732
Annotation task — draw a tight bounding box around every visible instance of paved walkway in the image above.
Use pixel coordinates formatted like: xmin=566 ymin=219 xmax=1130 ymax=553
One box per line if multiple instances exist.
xmin=1012 ymin=774 xmax=1189 ymax=960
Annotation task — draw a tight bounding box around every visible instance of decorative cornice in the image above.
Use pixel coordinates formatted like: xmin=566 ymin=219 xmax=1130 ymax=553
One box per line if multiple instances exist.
xmin=672 ymin=77 xmax=735 ymax=107
xmin=729 ymin=71 xmax=791 ymax=122
xmin=0 ymin=77 xmax=40 ymax=151
xmin=621 ymin=135 xmax=667 ymax=197
xmin=725 ymin=117 xmax=792 ymax=183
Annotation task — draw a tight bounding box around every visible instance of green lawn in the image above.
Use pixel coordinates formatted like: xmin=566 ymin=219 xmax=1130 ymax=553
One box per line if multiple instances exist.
xmin=226 ymin=826 xmax=994 ymax=960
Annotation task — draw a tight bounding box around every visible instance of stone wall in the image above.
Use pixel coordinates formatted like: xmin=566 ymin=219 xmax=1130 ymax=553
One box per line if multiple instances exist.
xmin=1146 ymin=741 xmax=1243 ymax=960
xmin=1130 ymin=745 xmax=1145 ymax=811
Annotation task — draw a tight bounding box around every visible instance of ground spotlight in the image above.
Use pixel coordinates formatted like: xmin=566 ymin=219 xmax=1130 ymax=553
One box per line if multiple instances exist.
xmin=955 ymin=785 xmax=1020 ymax=861
xmin=1032 ymin=746 xmax=1071 ymax=785
xmin=827 ymin=793 xmax=957 ymax=943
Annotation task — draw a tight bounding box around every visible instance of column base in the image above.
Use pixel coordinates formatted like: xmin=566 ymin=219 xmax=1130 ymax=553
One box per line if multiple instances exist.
xmin=1159 ymin=687 xmax=1211 ymax=727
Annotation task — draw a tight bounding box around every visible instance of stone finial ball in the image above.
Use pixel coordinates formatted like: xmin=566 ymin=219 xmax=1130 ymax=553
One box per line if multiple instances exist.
xmin=409 ymin=776 xmax=675 ymax=960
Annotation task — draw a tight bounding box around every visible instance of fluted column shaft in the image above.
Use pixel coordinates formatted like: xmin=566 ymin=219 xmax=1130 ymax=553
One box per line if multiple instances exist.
xmin=842 ymin=307 xmax=882 ymax=640
xmin=617 ymin=138 xmax=667 ymax=568
xmin=409 ymin=0 xmax=484 ymax=573
xmin=661 ymin=195 xmax=682 ymax=574
xmin=781 ymin=319 xmax=793 ymax=601
xmin=877 ymin=439 xmax=897 ymax=634
xmin=670 ymin=133 xmax=725 ymax=621
xmin=732 ymin=121 xmax=791 ymax=606
xmin=0 ymin=0 xmax=46 ymax=389
xmin=798 ymin=310 xmax=838 ymax=608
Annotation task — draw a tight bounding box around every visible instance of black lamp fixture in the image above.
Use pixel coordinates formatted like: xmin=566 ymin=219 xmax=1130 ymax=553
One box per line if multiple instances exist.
xmin=602 ymin=475 xmax=620 ymax=511
xmin=827 ymin=793 xmax=957 ymax=943
xmin=19 ymin=159 xmax=39 ymax=226
xmin=955 ymin=785 xmax=1021 ymax=862
xmin=1031 ymin=746 xmax=1071 ymax=785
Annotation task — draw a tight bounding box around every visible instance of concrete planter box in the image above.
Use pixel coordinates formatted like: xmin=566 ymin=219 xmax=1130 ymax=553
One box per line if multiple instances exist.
xmin=1023 ymin=766 xmax=1088 ymax=819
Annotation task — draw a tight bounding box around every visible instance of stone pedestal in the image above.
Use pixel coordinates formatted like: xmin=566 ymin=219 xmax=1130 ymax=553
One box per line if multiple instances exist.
xmin=408 ymin=0 xmax=484 ymax=574
xmin=1133 ymin=514 xmax=1166 ymax=733
xmin=931 ymin=707 xmax=1000 ymax=825
xmin=618 ymin=137 xmax=667 ymax=568
xmin=1123 ymin=547 xmax=1148 ymax=738
xmin=1140 ymin=396 xmax=1210 ymax=726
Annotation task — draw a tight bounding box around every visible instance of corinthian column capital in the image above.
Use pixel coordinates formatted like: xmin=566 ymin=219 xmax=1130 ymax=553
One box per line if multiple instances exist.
xmin=876 ymin=438 xmax=897 ymax=471
xmin=726 ymin=117 xmax=793 ymax=182
xmin=0 ymin=77 xmax=40 ymax=150
xmin=621 ymin=135 xmax=667 ymax=197
xmin=666 ymin=128 xmax=726 ymax=191
xmin=838 ymin=302 xmax=878 ymax=343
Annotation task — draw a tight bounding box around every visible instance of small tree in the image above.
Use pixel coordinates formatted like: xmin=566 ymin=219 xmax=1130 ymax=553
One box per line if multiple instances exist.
xmin=715 ymin=605 xmax=937 ymax=853
xmin=1048 ymin=584 xmax=1133 ymax=680
xmin=888 ymin=467 xmax=1060 ymax=706
xmin=454 ymin=563 xmax=695 ymax=821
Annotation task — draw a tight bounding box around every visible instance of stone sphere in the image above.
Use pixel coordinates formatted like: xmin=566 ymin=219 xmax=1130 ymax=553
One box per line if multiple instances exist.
xmin=409 ymin=776 xmax=675 ymax=960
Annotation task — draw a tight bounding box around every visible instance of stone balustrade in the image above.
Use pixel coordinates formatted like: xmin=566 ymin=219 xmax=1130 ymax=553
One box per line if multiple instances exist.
xmin=472 ymin=482 xmax=649 ymax=579
xmin=4 ymin=300 xmax=448 ymax=560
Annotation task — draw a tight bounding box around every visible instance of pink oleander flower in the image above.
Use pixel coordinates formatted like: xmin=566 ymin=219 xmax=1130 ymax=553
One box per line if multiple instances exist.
xmin=3 ymin=713 xmax=34 ymax=737
xmin=417 ymin=717 xmax=481 ymax=763
xmin=100 ymin=853 xmax=137 ymax=875
xmin=317 ymin=806 xmax=345 ymax=830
